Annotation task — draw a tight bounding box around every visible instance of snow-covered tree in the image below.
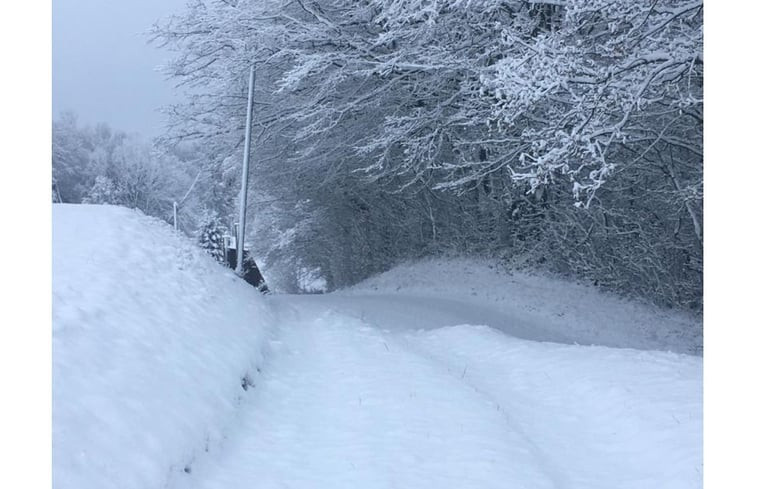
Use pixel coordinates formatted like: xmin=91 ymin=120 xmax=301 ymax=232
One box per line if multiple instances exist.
xmin=481 ymin=0 xmax=702 ymax=207
xmin=52 ymin=113 xmax=202 ymax=230
xmin=52 ymin=111 xmax=97 ymax=203
xmin=82 ymin=176 xmax=121 ymax=205
xmin=197 ymin=211 xmax=227 ymax=263
xmin=150 ymin=0 xmax=703 ymax=309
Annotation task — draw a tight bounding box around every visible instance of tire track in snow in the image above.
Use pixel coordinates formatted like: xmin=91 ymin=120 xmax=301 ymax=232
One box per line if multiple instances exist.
xmin=402 ymin=325 xmax=702 ymax=489
xmin=183 ymin=307 xmax=560 ymax=489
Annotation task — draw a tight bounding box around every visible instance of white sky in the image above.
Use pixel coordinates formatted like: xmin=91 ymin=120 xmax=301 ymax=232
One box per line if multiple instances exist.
xmin=53 ymin=0 xmax=188 ymax=137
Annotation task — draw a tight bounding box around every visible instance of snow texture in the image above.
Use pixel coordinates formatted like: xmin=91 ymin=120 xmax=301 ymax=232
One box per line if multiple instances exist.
xmin=53 ymin=205 xmax=701 ymax=489
xmin=185 ymin=300 xmax=701 ymax=489
xmin=53 ymin=204 xmax=273 ymax=489
xmin=340 ymin=257 xmax=702 ymax=355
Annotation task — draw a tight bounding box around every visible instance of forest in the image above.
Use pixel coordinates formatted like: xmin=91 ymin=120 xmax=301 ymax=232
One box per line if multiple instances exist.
xmin=52 ymin=0 xmax=703 ymax=309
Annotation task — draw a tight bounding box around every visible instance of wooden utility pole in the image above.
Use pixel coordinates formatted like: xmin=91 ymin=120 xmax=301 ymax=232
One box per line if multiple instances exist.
xmin=236 ymin=63 xmax=256 ymax=275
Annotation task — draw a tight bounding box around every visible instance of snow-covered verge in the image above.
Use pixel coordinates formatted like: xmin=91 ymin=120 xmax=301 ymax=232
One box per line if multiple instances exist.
xmin=340 ymin=257 xmax=702 ymax=355
xmin=183 ymin=304 xmax=701 ymax=489
xmin=52 ymin=204 xmax=273 ymax=489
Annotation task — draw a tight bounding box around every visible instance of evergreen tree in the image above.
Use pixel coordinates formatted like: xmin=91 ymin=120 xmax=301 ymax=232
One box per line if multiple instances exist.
xmin=198 ymin=213 xmax=226 ymax=264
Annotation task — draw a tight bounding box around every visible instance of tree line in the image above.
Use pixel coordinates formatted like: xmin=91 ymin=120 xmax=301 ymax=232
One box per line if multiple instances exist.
xmin=51 ymin=111 xmax=225 ymax=236
xmin=58 ymin=0 xmax=703 ymax=307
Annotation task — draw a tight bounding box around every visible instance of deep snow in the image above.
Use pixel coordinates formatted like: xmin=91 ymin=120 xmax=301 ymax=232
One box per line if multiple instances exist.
xmin=185 ymin=304 xmax=701 ymax=489
xmin=53 ymin=204 xmax=702 ymax=489
xmin=340 ymin=257 xmax=703 ymax=355
xmin=53 ymin=204 xmax=273 ymax=489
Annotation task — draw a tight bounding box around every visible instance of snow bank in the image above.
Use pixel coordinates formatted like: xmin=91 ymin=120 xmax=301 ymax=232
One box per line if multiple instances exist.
xmin=408 ymin=324 xmax=703 ymax=489
xmin=53 ymin=204 xmax=273 ymax=489
xmin=341 ymin=257 xmax=702 ymax=355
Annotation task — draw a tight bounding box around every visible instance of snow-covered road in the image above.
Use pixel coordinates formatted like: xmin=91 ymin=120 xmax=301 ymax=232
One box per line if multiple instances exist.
xmin=52 ymin=206 xmax=702 ymax=489
xmin=184 ymin=295 xmax=702 ymax=489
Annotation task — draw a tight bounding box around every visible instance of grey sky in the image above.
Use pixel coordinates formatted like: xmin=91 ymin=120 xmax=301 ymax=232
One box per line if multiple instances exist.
xmin=53 ymin=0 xmax=188 ymax=137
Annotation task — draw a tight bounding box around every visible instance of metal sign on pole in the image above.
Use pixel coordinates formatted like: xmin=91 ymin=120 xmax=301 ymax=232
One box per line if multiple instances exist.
xmin=236 ymin=62 xmax=256 ymax=275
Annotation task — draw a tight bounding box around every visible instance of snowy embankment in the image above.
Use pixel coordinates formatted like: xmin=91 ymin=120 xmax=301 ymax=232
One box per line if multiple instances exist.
xmin=338 ymin=257 xmax=703 ymax=355
xmin=53 ymin=204 xmax=273 ymax=489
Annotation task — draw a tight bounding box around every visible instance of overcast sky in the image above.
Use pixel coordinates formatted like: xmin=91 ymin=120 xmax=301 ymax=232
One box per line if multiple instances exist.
xmin=53 ymin=0 xmax=188 ymax=137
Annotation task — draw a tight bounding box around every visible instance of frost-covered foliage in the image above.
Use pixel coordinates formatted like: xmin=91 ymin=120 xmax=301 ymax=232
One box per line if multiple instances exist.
xmin=52 ymin=111 xmax=206 ymax=231
xmin=483 ymin=0 xmax=703 ymax=207
xmin=198 ymin=211 xmax=227 ymax=263
xmin=82 ymin=175 xmax=120 ymax=205
xmin=151 ymin=0 xmax=702 ymax=309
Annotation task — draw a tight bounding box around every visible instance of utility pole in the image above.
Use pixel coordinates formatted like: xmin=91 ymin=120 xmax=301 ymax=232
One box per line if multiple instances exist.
xmin=173 ymin=201 xmax=179 ymax=231
xmin=236 ymin=62 xmax=256 ymax=275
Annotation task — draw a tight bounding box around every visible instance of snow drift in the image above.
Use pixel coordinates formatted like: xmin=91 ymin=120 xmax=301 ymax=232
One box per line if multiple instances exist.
xmin=341 ymin=257 xmax=702 ymax=355
xmin=52 ymin=204 xmax=273 ymax=489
